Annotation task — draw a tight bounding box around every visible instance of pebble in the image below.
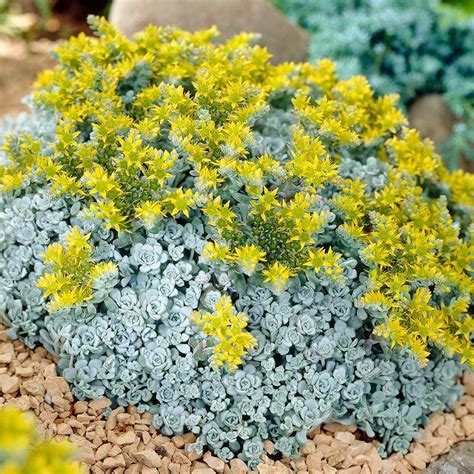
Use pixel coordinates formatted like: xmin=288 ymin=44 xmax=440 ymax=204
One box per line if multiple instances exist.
xmin=103 ymin=454 xmax=126 ymax=469
xmin=116 ymin=430 xmax=136 ymax=445
xmin=204 ymin=455 xmax=224 ymax=472
xmin=133 ymin=449 xmax=162 ymax=468
xmin=0 ymin=374 xmax=20 ymax=394
xmin=89 ymin=396 xmax=112 ymax=412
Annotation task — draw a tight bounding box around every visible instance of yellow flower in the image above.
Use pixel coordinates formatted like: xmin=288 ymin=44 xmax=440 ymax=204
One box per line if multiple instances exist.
xmin=135 ymin=201 xmax=165 ymax=227
xmin=262 ymin=262 xmax=295 ymax=294
xmin=203 ymin=196 xmax=237 ymax=232
xmin=192 ymin=295 xmax=256 ymax=371
xmin=232 ymin=245 xmax=266 ymax=274
xmin=37 ymin=227 xmax=116 ymax=312
xmin=202 ymin=242 xmax=233 ymax=262
xmin=165 ymin=188 xmax=196 ymax=217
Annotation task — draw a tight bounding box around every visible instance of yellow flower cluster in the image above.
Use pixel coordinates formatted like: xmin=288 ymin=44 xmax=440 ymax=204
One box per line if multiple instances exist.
xmin=0 ymin=407 xmax=84 ymax=474
xmin=192 ymin=296 xmax=256 ymax=371
xmin=37 ymin=227 xmax=117 ymax=311
xmin=351 ymin=130 xmax=474 ymax=364
xmin=1 ymin=17 xmax=472 ymax=365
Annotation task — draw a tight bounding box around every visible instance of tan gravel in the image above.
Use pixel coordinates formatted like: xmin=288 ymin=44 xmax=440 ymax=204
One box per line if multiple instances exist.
xmin=0 ymin=326 xmax=473 ymax=473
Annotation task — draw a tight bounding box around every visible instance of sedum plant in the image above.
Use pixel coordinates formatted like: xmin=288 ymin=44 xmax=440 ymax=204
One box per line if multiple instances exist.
xmin=273 ymin=0 xmax=474 ymax=169
xmin=0 ymin=16 xmax=473 ymax=467
xmin=0 ymin=407 xmax=84 ymax=474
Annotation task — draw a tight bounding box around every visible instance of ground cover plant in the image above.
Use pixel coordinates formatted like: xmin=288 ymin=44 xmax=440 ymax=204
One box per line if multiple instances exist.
xmin=0 ymin=16 xmax=473 ymax=468
xmin=273 ymin=0 xmax=474 ymax=169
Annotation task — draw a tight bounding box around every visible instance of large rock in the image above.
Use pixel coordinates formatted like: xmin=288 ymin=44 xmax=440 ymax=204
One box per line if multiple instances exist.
xmin=409 ymin=93 xmax=474 ymax=172
xmin=409 ymin=93 xmax=456 ymax=146
xmin=109 ymin=0 xmax=309 ymax=64
xmin=424 ymin=441 xmax=474 ymax=473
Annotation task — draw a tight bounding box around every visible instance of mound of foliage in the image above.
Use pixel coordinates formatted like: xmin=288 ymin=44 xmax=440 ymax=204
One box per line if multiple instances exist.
xmin=273 ymin=0 xmax=474 ymax=169
xmin=0 ymin=17 xmax=473 ymax=467
xmin=0 ymin=407 xmax=83 ymax=473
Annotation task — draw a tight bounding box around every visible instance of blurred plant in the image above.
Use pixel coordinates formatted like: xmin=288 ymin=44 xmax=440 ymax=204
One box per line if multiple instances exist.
xmin=0 ymin=0 xmax=35 ymax=39
xmin=0 ymin=407 xmax=84 ymax=474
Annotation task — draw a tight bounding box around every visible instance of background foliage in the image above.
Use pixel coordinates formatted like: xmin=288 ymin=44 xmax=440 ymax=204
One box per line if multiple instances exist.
xmin=273 ymin=0 xmax=474 ymax=169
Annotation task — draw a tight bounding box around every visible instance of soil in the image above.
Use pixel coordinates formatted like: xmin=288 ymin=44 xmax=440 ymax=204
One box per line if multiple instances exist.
xmin=0 ymin=37 xmax=55 ymax=117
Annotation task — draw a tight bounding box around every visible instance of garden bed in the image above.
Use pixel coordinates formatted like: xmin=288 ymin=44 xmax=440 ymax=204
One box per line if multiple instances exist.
xmin=1 ymin=325 xmax=473 ymax=473
xmin=1 ymin=16 xmax=473 ymax=474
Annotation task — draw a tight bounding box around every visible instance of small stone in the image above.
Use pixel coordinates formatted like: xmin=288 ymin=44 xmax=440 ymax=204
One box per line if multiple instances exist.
xmin=229 ymin=458 xmax=248 ymax=474
xmin=335 ymin=431 xmax=356 ymax=444
xmin=0 ymin=353 xmax=14 ymax=364
xmin=324 ymin=423 xmax=357 ymax=433
xmin=105 ymin=407 xmax=123 ymax=430
xmin=14 ymin=366 xmax=35 ymax=377
xmin=306 ymin=454 xmax=322 ymax=471
xmin=102 ymin=454 xmax=126 ymax=469
xmin=300 ymin=440 xmax=316 ymax=455
xmin=427 ymin=437 xmax=449 ymax=457
xmin=171 ymin=435 xmax=185 ymax=448
xmin=57 ymin=423 xmax=73 ymax=435
xmin=95 ymin=443 xmax=112 ymax=461
xmin=142 ymin=468 xmax=159 ymax=474
xmin=314 ymin=433 xmax=334 ymax=445
xmin=125 ymin=466 xmax=141 ymax=474
xmin=204 ymin=455 xmax=224 ymax=473
xmin=89 ymin=397 xmax=111 ymax=411
xmin=338 ymin=468 xmax=361 ymax=474
xmin=108 ymin=445 xmax=122 ymax=457
xmin=117 ymin=430 xmax=136 ymax=445
xmin=44 ymin=376 xmax=69 ymax=395
xmin=437 ymin=425 xmax=457 ymax=441
xmin=168 ymin=463 xmax=180 ymax=474
xmin=7 ymin=395 xmax=30 ymax=411
xmin=348 ymin=441 xmax=373 ymax=457
xmin=263 ymin=440 xmax=276 ymax=455
xmin=367 ymin=447 xmax=383 ymax=473
xmin=461 ymin=415 xmax=474 ymax=436
xmin=73 ymin=401 xmax=88 ymax=413
xmin=327 ymin=451 xmax=346 ymax=467
xmin=455 ymin=405 xmax=469 ymax=419
xmin=0 ymin=375 xmax=20 ymax=394
xmin=172 ymin=451 xmax=191 ymax=465
xmin=133 ymin=449 xmax=162 ymax=468
xmin=322 ymin=464 xmax=337 ymax=474
xmin=81 ymin=447 xmax=96 ymax=465
xmin=183 ymin=433 xmax=196 ymax=444
xmin=463 ymin=372 xmax=474 ymax=397
xmin=405 ymin=452 xmax=426 ymax=470
xmin=192 ymin=469 xmax=215 ymax=474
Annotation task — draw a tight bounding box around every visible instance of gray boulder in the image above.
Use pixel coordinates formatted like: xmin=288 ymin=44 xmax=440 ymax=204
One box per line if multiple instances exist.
xmin=424 ymin=442 xmax=474 ymax=474
xmin=109 ymin=0 xmax=309 ymax=64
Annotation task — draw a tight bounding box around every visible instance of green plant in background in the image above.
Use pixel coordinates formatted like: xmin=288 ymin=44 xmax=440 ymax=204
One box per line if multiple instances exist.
xmin=0 ymin=407 xmax=84 ymax=474
xmin=443 ymin=0 xmax=474 ymax=15
xmin=272 ymin=0 xmax=474 ymax=170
